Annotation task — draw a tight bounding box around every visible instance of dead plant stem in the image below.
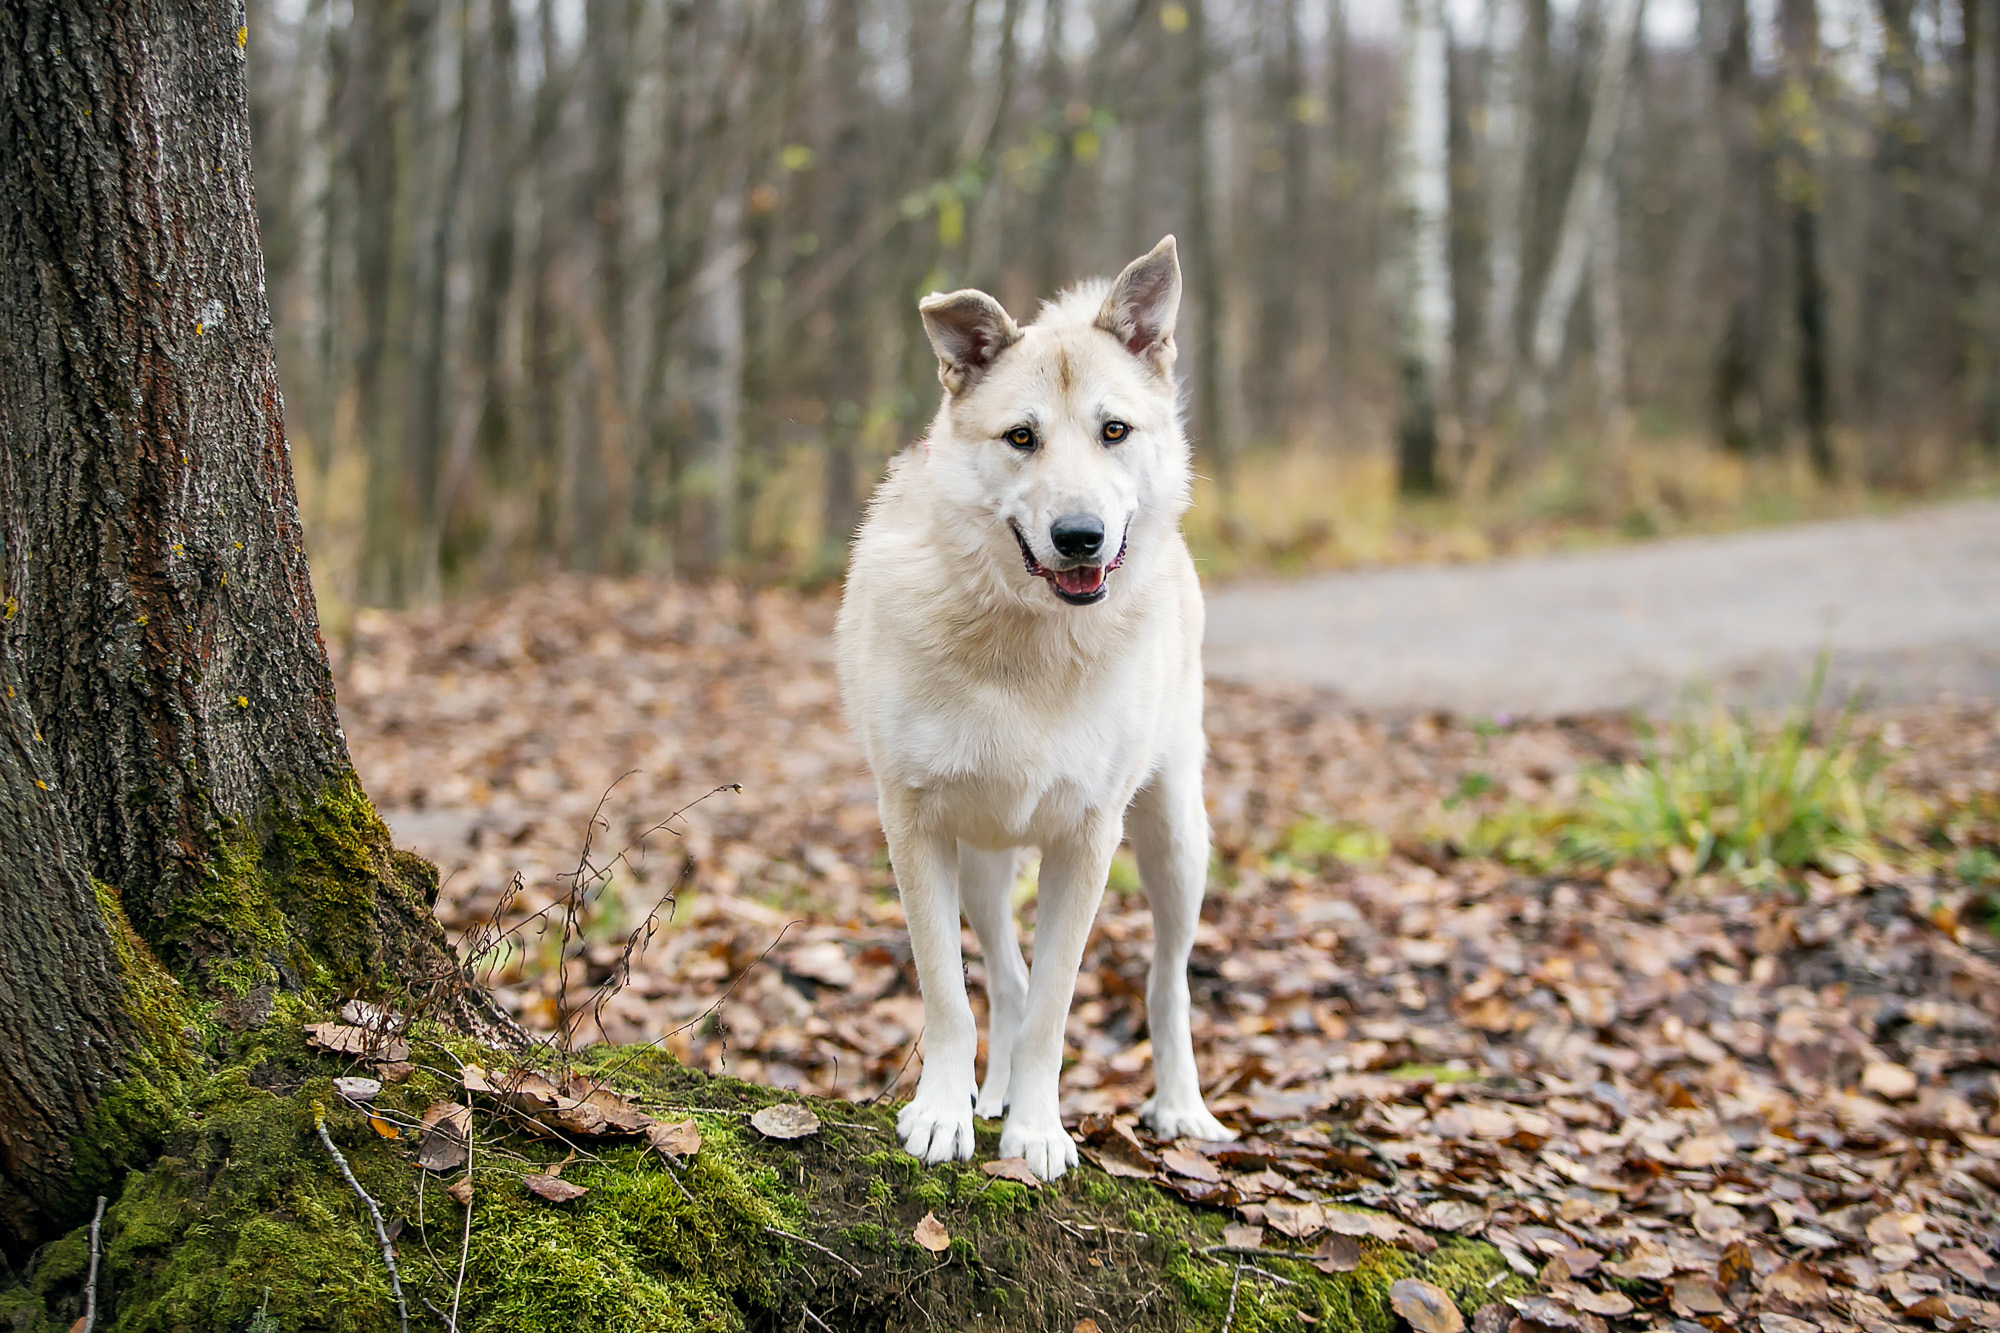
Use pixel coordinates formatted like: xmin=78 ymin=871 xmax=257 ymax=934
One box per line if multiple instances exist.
xmin=315 ymin=1111 xmax=411 ymax=1333
xmin=82 ymin=1195 xmax=106 ymax=1333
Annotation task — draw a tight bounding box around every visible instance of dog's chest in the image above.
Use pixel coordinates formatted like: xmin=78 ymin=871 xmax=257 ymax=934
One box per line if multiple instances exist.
xmin=890 ymin=664 xmax=1161 ymax=841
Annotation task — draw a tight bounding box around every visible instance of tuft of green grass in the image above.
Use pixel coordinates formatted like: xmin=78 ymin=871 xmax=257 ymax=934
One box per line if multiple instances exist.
xmin=1468 ymin=662 xmax=1899 ymax=884
xmin=1276 ymin=818 xmax=1392 ymax=869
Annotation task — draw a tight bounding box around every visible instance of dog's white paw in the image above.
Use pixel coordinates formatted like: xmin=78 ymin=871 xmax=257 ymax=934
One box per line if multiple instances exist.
xmin=974 ymin=1083 xmax=1008 ymax=1120
xmin=898 ymin=1090 xmax=976 ymax=1165
xmin=999 ymin=1114 xmax=1079 ymax=1181
xmin=1140 ymin=1096 xmax=1237 ymax=1144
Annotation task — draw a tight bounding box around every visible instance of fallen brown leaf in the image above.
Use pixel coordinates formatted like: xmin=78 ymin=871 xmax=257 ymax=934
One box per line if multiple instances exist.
xmin=1939 ymin=1245 xmax=1996 ymax=1288
xmin=1312 ymin=1235 xmax=1362 ymax=1273
xmin=1159 ymin=1146 xmax=1222 ymax=1182
xmin=750 ymin=1103 xmax=821 ymax=1140
xmin=1221 ymin=1222 xmax=1264 ymax=1249
xmin=979 ymin=1157 xmax=1042 ymax=1188
xmin=645 ymin=1118 xmax=702 ymax=1159
xmin=1569 ymin=1290 xmax=1633 ymax=1317
xmin=417 ymin=1102 xmax=472 ymax=1172
xmin=523 ymin=1173 xmax=588 ymax=1202
xmin=303 ymin=1021 xmax=408 ymax=1063
xmin=1388 ymin=1278 xmax=1464 ymax=1333
xmin=1667 ymin=1275 xmax=1727 ymax=1317
xmin=912 ymin=1211 xmax=950 ymax=1254
xmin=1763 ymin=1259 xmax=1829 ymax=1305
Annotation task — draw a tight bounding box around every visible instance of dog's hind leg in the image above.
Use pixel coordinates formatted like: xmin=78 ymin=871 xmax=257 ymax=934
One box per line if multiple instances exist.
xmin=960 ymin=844 xmax=1029 ymax=1119
xmin=882 ymin=808 xmax=979 ymax=1164
xmin=1128 ymin=748 xmax=1237 ymax=1143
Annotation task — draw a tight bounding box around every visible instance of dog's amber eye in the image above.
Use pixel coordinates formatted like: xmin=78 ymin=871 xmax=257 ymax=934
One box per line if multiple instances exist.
xmin=1101 ymin=420 xmax=1129 ymax=443
xmin=1005 ymin=425 xmax=1036 ymax=450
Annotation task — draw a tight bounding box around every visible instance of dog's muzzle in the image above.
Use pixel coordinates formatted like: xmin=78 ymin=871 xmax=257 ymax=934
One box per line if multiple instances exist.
xmin=1010 ymin=522 xmax=1126 ymax=605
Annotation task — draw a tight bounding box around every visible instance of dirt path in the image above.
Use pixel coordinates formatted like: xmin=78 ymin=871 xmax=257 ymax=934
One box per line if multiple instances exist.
xmin=1202 ymin=498 xmax=2000 ymax=716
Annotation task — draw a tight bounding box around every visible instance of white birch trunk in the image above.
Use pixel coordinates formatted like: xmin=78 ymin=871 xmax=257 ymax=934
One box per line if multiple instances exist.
xmin=1397 ymin=0 xmax=1454 ymax=492
xmin=1591 ymin=167 xmax=1630 ymax=454
xmin=1406 ymin=0 xmax=1453 ymax=390
xmin=684 ymin=185 xmax=748 ymax=571
xmin=1519 ymin=0 xmax=1644 ymax=444
xmin=1476 ymin=0 xmax=1528 ymax=426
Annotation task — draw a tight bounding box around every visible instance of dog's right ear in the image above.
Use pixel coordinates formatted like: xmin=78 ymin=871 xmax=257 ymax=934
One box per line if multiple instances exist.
xmin=919 ymin=290 xmax=1021 ymax=396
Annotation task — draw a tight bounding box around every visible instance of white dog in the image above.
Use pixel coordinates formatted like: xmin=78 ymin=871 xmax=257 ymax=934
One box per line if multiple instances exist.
xmin=834 ymin=237 xmax=1233 ymax=1181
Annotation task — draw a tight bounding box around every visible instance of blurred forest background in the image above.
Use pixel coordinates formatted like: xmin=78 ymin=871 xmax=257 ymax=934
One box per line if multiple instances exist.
xmin=243 ymin=0 xmax=2000 ymax=608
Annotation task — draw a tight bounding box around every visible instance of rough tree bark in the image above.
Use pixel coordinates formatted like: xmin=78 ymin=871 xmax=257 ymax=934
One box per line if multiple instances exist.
xmin=0 ymin=0 xmax=462 ymax=1250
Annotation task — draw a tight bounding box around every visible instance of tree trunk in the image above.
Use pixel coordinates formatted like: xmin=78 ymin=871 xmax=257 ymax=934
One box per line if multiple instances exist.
xmin=1777 ymin=0 xmax=1836 ymax=479
xmin=1475 ymin=0 xmax=1530 ymax=436
xmin=679 ymin=186 xmax=749 ymax=574
xmin=1590 ymin=161 xmax=1630 ymax=456
xmin=1180 ymin=0 xmax=1235 ymax=499
xmin=819 ymin=0 xmax=872 ymax=567
xmin=0 ymin=0 xmax=464 ymax=1248
xmin=1708 ymin=0 xmax=1771 ymax=455
xmin=1976 ymin=0 xmax=2000 ymax=453
xmin=1397 ymin=0 xmax=1454 ymax=494
xmin=1518 ymin=0 xmax=1643 ymax=454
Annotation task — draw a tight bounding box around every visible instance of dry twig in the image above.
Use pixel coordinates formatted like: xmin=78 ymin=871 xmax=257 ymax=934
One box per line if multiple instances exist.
xmin=315 ymin=1111 xmax=411 ymax=1333
xmin=1221 ymin=1258 xmax=1245 ymax=1333
xmin=766 ymin=1225 xmax=865 ymax=1281
xmin=81 ymin=1195 xmax=106 ymax=1333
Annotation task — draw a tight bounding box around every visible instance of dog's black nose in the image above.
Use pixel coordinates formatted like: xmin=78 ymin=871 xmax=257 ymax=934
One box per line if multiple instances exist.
xmin=1050 ymin=514 xmax=1105 ymax=560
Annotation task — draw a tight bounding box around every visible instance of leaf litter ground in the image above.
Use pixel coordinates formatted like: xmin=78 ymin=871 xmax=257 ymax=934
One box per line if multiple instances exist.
xmin=334 ymin=575 xmax=2000 ymax=1331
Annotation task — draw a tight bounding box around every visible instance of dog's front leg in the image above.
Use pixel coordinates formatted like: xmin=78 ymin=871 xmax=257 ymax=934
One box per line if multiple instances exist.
xmin=883 ymin=805 xmax=979 ymax=1164
xmin=959 ymin=843 xmax=1029 ymax=1120
xmin=999 ymin=820 xmax=1119 ymax=1180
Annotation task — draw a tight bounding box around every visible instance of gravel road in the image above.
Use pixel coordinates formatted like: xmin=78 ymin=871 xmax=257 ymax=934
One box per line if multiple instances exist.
xmin=1201 ymin=498 xmax=2000 ymax=716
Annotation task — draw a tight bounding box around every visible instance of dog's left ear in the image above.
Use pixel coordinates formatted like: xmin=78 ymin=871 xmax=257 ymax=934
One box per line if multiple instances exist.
xmin=1096 ymin=235 xmax=1181 ymax=377
xmin=920 ymin=289 xmax=1021 ymax=396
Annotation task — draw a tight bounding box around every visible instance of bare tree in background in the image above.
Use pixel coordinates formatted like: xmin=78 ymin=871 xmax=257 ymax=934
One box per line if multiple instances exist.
xmin=1476 ymin=0 xmax=1531 ymax=445
xmin=225 ymin=0 xmax=2000 ymax=602
xmin=1396 ymin=0 xmax=1454 ymax=494
xmin=1776 ymin=0 xmax=1835 ymax=480
xmin=1520 ymin=0 xmax=1643 ymax=459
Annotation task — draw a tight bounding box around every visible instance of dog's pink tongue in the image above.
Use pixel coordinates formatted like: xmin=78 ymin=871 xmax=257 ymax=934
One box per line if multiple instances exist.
xmin=1054 ymin=567 xmax=1104 ymax=596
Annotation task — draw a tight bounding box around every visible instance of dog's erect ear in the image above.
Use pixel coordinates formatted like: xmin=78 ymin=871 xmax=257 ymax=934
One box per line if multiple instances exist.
xmin=1096 ymin=235 xmax=1181 ymax=377
xmin=919 ymin=289 xmax=1021 ymax=396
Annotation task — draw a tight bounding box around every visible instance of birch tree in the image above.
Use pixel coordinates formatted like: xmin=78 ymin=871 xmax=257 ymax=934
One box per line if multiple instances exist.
xmin=1517 ymin=0 xmax=1644 ymax=455
xmin=1397 ymin=0 xmax=1454 ymax=494
xmin=1476 ymin=0 xmax=1531 ymax=435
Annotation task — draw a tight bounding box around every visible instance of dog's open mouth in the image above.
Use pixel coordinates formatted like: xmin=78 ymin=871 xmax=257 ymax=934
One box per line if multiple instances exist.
xmin=1011 ymin=523 xmax=1126 ymax=605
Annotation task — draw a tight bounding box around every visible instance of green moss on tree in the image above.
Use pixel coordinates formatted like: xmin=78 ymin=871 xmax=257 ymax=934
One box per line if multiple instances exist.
xmin=154 ymin=777 xmax=444 ymax=999
xmin=7 ymin=999 xmax=1524 ymax=1331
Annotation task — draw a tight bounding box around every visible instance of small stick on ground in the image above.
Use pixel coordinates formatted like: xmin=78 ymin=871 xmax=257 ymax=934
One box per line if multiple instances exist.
xmin=766 ymin=1226 xmax=866 ymax=1281
xmin=449 ymin=1103 xmax=474 ymax=1333
xmin=315 ymin=1111 xmax=411 ymax=1333
xmin=81 ymin=1195 xmax=106 ymax=1333
xmin=1221 ymin=1258 xmax=1245 ymax=1333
